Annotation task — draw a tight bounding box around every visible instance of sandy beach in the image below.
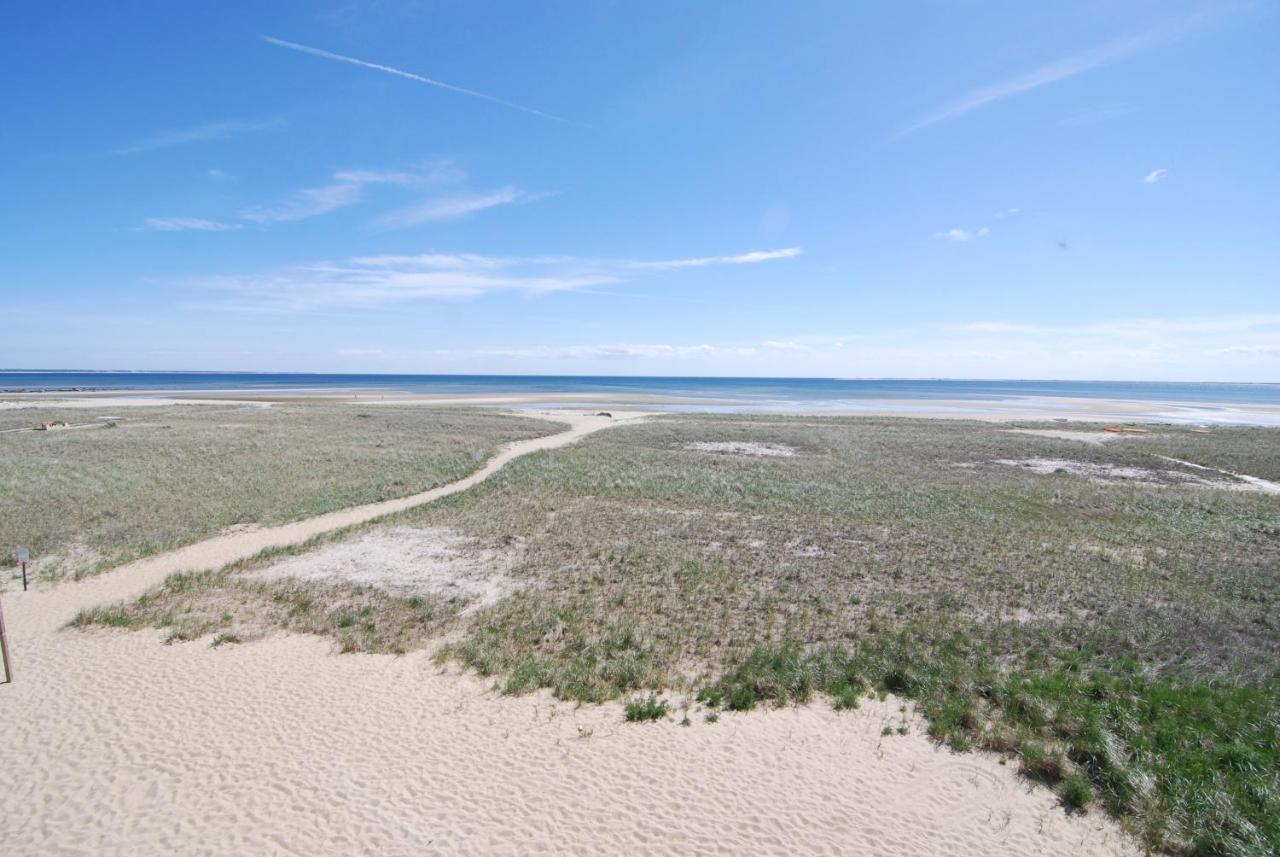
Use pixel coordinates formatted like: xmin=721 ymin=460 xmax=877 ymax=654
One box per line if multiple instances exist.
xmin=1 ymin=630 xmax=1136 ymax=856
xmin=6 ymin=388 xmax=1280 ymax=426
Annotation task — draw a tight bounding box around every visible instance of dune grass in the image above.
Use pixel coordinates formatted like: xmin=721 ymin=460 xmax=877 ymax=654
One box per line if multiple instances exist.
xmin=72 ymin=565 xmax=456 ymax=654
xmin=419 ymin=416 xmax=1280 ymax=854
xmin=77 ymin=414 xmax=1280 ymax=853
xmin=0 ymin=403 xmax=555 ymax=584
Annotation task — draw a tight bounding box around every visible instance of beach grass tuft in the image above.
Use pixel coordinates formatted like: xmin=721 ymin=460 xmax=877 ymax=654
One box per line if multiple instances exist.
xmin=623 ymin=694 xmax=670 ymax=722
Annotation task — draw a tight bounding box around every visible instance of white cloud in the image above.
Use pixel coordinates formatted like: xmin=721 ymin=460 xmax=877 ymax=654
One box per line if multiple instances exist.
xmin=935 ymin=227 xmax=989 ymax=242
xmin=119 ymin=119 xmax=284 ymax=154
xmin=241 ymin=160 xmax=463 ymax=224
xmin=763 ymin=340 xmax=813 ymax=352
xmin=375 ymin=186 xmax=526 ymax=229
xmin=1214 ymin=345 xmax=1280 ymax=357
xmin=1083 ymin=314 xmax=1280 ymax=336
xmin=140 ymin=217 xmax=242 ymax=232
xmin=242 ymin=182 xmax=366 ymax=224
xmin=261 ymin=36 xmax=573 ymax=124
xmin=1143 ymin=168 xmax=1169 ymax=184
xmin=144 ymin=160 xmax=512 ymax=233
xmin=943 ymin=314 xmax=1280 ymax=340
xmin=629 ymin=247 xmax=803 ymax=270
xmin=897 ymin=11 xmax=1222 ymax=137
xmin=190 ymin=246 xmax=803 ymax=311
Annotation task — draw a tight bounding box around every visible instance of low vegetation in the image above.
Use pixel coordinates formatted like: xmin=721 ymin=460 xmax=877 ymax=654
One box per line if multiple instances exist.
xmin=1 ymin=404 xmax=554 ymax=583
xmin=78 ymin=414 xmax=1280 ymax=854
xmin=623 ymin=694 xmax=669 ymax=722
xmin=72 ymin=564 xmax=459 ymax=654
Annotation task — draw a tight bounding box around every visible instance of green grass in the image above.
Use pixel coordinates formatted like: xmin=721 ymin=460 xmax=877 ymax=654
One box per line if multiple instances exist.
xmin=0 ymin=403 xmax=555 ymax=584
xmin=75 ymin=414 xmax=1280 ymax=853
xmin=698 ymin=634 xmax=1280 ymax=855
xmin=623 ymin=694 xmax=670 ymax=722
xmin=71 ymin=565 xmax=457 ymax=654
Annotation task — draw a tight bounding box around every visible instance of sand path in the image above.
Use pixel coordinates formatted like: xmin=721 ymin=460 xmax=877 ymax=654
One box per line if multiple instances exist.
xmin=9 ymin=410 xmax=642 ymax=636
xmin=0 ymin=408 xmax=1137 ymax=856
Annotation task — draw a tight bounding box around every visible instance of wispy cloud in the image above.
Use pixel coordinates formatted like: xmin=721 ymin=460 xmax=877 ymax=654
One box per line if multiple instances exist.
xmin=763 ymin=339 xmax=813 ymax=352
xmin=1214 ymin=345 xmax=1280 ymax=357
xmin=261 ymin=35 xmax=574 ymax=124
xmin=375 ymin=186 xmax=528 ymax=229
xmin=1143 ymin=168 xmax=1169 ymax=184
xmin=189 ymin=247 xmax=803 ymax=311
xmin=897 ymin=10 xmax=1222 ymax=137
xmin=241 ymin=160 xmax=464 ymax=224
xmin=119 ymin=119 xmax=284 ymax=154
xmin=629 ymin=248 xmax=803 ymax=270
xmin=142 ymin=160 xmax=519 ymax=233
xmin=139 ymin=217 xmax=242 ymax=232
xmin=944 ymin=313 xmax=1280 ymax=339
xmin=935 ymin=227 xmax=989 ymax=242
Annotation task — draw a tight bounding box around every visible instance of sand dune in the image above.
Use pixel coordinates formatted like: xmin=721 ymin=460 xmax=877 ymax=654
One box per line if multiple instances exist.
xmin=0 ymin=407 xmax=1137 ymax=856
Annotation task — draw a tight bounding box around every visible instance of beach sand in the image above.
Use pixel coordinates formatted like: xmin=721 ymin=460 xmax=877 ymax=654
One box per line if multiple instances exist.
xmin=0 ymin=625 xmax=1137 ymax=856
xmin=5 ymin=389 xmax=1280 ymax=426
xmin=0 ymin=407 xmax=1140 ymax=855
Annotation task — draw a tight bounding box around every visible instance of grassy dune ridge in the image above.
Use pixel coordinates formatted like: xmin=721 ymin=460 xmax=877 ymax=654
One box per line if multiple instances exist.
xmin=75 ymin=414 xmax=1280 ymax=854
xmin=0 ymin=404 xmax=556 ymax=583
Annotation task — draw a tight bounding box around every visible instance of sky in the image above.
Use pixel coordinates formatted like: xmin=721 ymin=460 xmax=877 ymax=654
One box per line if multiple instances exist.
xmin=2 ymin=0 xmax=1277 ymax=380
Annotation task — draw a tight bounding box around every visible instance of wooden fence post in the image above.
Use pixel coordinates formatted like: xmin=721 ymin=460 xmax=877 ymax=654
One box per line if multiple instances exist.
xmin=0 ymin=594 xmax=13 ymax=684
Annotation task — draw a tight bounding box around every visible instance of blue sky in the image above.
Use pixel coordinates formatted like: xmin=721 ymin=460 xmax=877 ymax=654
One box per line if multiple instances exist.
xmin=2 ymin=1 xmax=1277 ymax=380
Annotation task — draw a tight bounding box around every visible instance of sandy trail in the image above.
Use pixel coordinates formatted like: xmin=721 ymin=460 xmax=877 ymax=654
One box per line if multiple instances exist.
xmin=9 ymin=410 xmax=642 ymax=635
xmin=0 ymin=407 xmax=1136 ymax=856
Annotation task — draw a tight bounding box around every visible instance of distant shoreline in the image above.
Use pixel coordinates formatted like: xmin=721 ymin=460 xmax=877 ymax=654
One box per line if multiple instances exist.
xmin=5 ymin=385 xmax=1280 ymax=425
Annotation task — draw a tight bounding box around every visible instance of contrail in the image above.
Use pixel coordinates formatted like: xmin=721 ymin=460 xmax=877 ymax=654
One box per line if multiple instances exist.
xmin=261 ymin=35 xmax=573 ymax=124
xmin=893 ymin=7 xmax=1227 ymax=138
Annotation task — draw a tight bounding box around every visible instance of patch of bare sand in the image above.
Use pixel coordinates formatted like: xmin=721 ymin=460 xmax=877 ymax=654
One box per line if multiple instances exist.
xmin=993 ymin=457 xmax=1266 ymax=490
xmin=685 ymin=440 xmax=799 ymax=457
xmin=247 ymin=526 xmax=522 ymax=614
xmin=1153 ymin=455 xmax=1280 ymax=495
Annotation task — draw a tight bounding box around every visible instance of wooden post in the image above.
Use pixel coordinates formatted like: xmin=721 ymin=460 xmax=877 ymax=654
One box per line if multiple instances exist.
xmin=0 ymin=594 xmax=13 ymax=684
xmin=21 ymin=561 xmax=28 ymax=592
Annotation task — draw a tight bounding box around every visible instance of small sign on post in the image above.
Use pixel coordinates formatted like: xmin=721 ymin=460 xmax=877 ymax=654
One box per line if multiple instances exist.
xmin=15 ymin=547 xmax=30 ymax=592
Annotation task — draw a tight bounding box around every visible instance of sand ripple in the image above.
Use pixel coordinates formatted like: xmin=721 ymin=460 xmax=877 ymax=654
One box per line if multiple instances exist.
xmin=0 ymin=628 xmax=1137 ymax=856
